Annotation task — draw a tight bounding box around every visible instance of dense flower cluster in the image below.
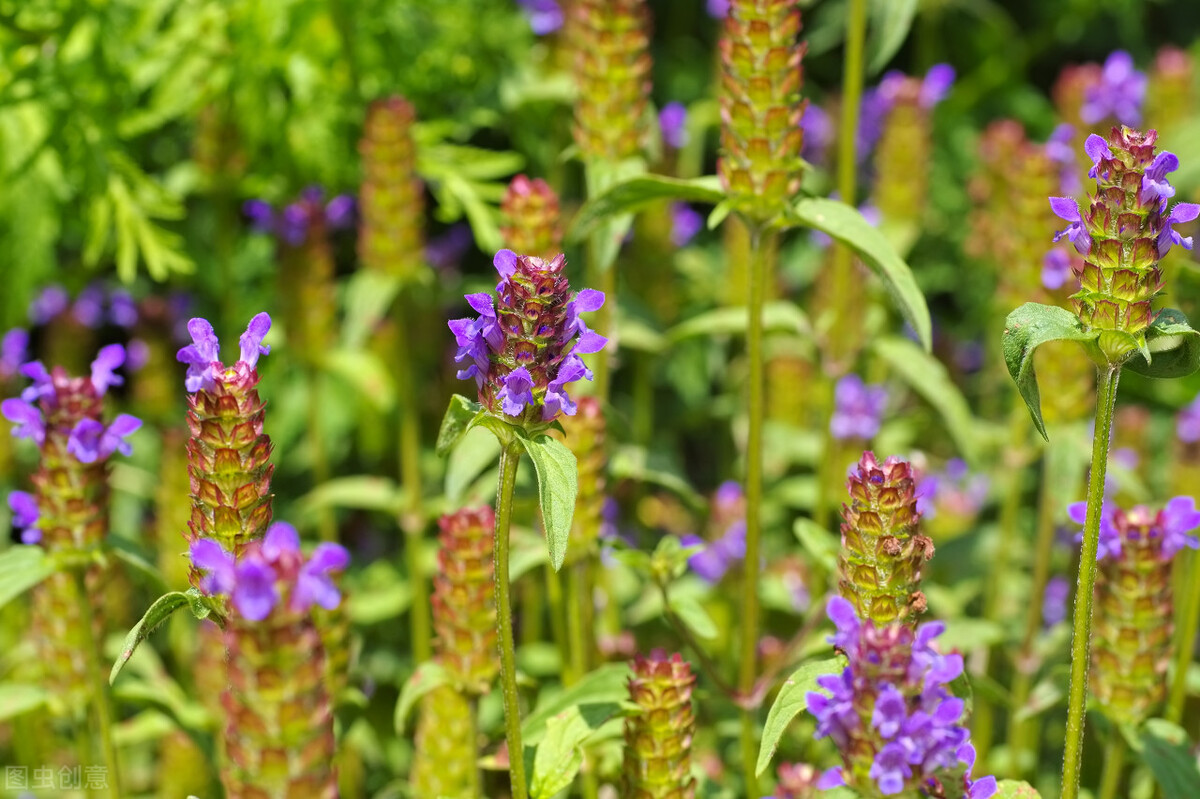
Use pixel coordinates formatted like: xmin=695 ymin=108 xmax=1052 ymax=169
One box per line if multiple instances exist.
xmin=830 ymin=374 xmax=888 ymax=440
xmin=244 ymin=186 xmax=354 ymax=247
xmin=1081 ymin=51 xmax=1147 ymax=126
xmin=623 ymin=650 xmax=697 ymax=799
xmin=432 ymin=507 xmax=498 ymax=692
xmin=448 ymin=249 xmax=606 ymax=423
xmin=807 ymin=597 xmax=996 ymax=798
xmin=191 ymin=521 xmax=349 ymax=621
xmin=1068 ymin=495 xmax=1200 ymax=563
xmin=681 ymin=481 xmax=747 ymax=583
xmin=501 ymin=174 xmax=563 ymax=259
xmin=177 ymin=313 xmax=271 ymax=394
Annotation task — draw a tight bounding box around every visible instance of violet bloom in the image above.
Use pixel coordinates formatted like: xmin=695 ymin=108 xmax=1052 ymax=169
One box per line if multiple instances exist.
xmin=1 ymin=398 xmax=45 ymax=446
xmin=425 ymin=224 xmax=474 ymax=273
xmin=1042 ymin=248 xmax=1072 ymax=290
xmin=1068 ymin=500 xmax=1121 ymax=561
xmin=918 ymin=64 xmax=956 ymax=108
xmin=108 ymin=290 xmax=138 ymax=328
xmin=29 ymin=285 xmax=69 ymax=325
xmin=659 ymin=102 xmax=688 ymax=149
xmin=0 ymin=328 xmax=28 ymax=381
xmin=1081 ymin=50 xmax=1147 ymax=126
xmin=1157 ymin=200 xmax=1200 ymax=258
xmin=1177 ymin=394 xmax=1200 ymax=443
xmin=243 ymin=199 xmax=276 ymax=234
xmin=1042 ymin=576 xmax=1070 ymax=627
xmin=72 ymin=285 xmax=106 ymax=328
xmin=65 ymin=415 xmax=142 ymax=464
xmin=800 ymin=104 xmax=833 ymax=166
xmin=1159 ymin=496 xmax=1200 ymax=558
xmin=830 ymin=374 xmax=888 ymax=440
xmin=90 ymin=343 xmax=127 ymax=395
xmin=1069 ymin=497 xmax=1200 ymax=561
xmin=670 ymin=203 xmax=704 ymax=247
xmin=1046 ymin=123 xmax=1080 ymax=194
xmin=325 ymin=194 xmax=356 ymax=228
xmin=1050 ymin=197 xmax=1092 ymax=255
xmin=176 ymin=312 xmax=272 ymax=393
xmin=8 ymin=490 xmax=40 ymax=545
xmin=517 ymin=0 xmax=563 ymax=35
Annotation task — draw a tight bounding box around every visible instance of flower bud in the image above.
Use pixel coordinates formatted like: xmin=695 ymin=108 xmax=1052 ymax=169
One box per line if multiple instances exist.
xmin=433 ymin=507 xmax=498 ymax=692
xmin=411 ymin=686 xmax=476 ymax=799
xmin=359 ymin=97 xmax=425 ymax=280
xmin=622 ymin=651 xmax=697 ymax=799
xmin=562 ymin=397 xmax=607 ymax=563
xmin=501 ymin=174 xmax=563 ymax=259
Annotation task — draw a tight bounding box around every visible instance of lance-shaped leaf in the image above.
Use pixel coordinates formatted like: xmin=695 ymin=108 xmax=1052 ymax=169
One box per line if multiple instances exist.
xmin=1125 ymin=308 xmax=1200 ymax=379
xmin=522 ymin=663 xmax=632 ymax=744
xmin=110 ymin=588 xmax=215 ymax=684
xmin=1138 ymin=719 xmax=1200 ymax=798
xmin=436 ymin=394 xmax=484 ymax=457
xmin=756 ymin=656 xmax=847 ymax=776
xmin=789 ymin=197 xmax=931 ymax=351
xmin=868 ymin=0 xmax=919 ymax=73
xmin=569 ymin=174 xmax=724 ymax=242
xmin=518 ymin=431 xmax=578 ymax=571
xmin=666 ymin=300 xmax=810 ymax=343
xmin=530 ymin=703 xmax=626 ymax=799
xmin=1003 ymin=302 xmax=1098 ymax=441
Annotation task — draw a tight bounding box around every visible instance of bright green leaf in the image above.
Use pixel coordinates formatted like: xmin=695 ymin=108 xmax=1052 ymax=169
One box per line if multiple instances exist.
xmin=0 ymin=683 xmax=48 ymax=721
xmin=522 ymin=663 xmax=632 ymax=745
xmin=792 ymin=518 xmax=838 ymax=576
xmin=757 ymin=656 xmax=846 ymax=776
xmin=1126 ymin=308 xmax=1200 ymax=379
xmin=518 ymin=432 xmax=578 ymax=572
xmin=569 ymin=174 xmax=724 ymax=242
xmin=300 ymin=476 xmax=402 ymax=515
xmin=1002 ymin=302 xmax=1097 ymax=440
xmin=868 ymin=0 xmax=919 ymax=74
xmin=667 ymin=594 xmax=718 ymax=640
xmin=1139 ymin=718 xmax=1200 ymax=797
xmin=874 ymin=336 xmax=979 ymax=461
xmin=394 ymin=661 xmax=451 ymax=735
xmin=436 ymin=394 xmax=483 ymax=457
xmin=789 ymin=197 xmax=931 ymax=351
xmin=111 ymin=591 xmax=191 ymax=684
xmin=445 ymin=426 xmax=502 ymax=505
xmin=0 ymin=545 xmax=54 ymax=610
xmin=323 ymin=349 xmax=397 ymax=411
xmin=666 ymin=300 xmax=810 ymax=343
xmin=530 ymin=708 xmax=599 ymax=799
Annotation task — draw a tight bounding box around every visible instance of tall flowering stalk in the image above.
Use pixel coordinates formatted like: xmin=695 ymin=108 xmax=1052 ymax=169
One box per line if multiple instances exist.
xmin=806 ymin=597 xmax=996 ymax=798
xmin=358 ymin=95 xmax=433 ymax=662
xmin=1006 ymin=126 xmax=1200 ymax=798
xmin=622 ymin=651 xmax=698 ymax=799
xmin=560 ymin=396 xmax=606 ymax=683
xmin=191 ymin=522 xmax=348 ymax=798
xmin=446 ymin=249 xmax=605 ymax=799
xmin=2 ymin=344 xmax=141 ymax=795
xmin=718 ymin=3 xmax=806 ymax=790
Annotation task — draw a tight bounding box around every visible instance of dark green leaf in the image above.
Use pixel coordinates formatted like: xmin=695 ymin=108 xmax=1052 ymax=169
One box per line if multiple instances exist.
xmin=757 ymin=656 xmax=846 ymax=776
xmin=789 ymin=197 xmax=931 ymax=351
xmin=1139 ymin=718 xmax=1200 ymax=797
xmin=0 ymin=546 xmax=54 ymax=610
xmin=570 ymin=174 xmax=724 ymax=241
xmin=665 ymin=300 xmax=810 ymax=343
xmin=1002 ymin=302 xmax=1096 ymax=440
xmin=394 ymin=661 xmax=451 ymax=734
xmin=436 ymin=394 xmax=483 ymax=457
xmin=518 ymin=432 xmax=578 ymax=572
xmin=522 ymin=663 xmax=632 ymax=744
xmin=1126 ymin=308 xmax=1200 ymax=379
xmin=110 ymin=591 xmax=192 ymax=684
xmin=873 ymin=335 xmax=980 ymax=464
xmin=0 ymin=683 xmax=48 ymax=721
xmin=106 ymin=540 xmax=169 ymax=594
xmin=868 ymin=0 xmax=919 ymax=74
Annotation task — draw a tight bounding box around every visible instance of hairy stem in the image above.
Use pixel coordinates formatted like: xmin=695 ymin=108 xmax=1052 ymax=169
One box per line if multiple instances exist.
xmin=1062 ymin=364 xmax=1121 ymax=799
xmin=495 ymin=442 xmax=528 ymax=799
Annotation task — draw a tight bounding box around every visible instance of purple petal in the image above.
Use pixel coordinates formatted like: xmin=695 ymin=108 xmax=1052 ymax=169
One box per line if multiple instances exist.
xmin=1067 ymin=500 xmax=1088 ymax=526
xmin=1169 ymin=202 xmax=1200 ymax=225
xmin=919 ymin=64 xmax=955 ymax=108
xmin=2 ymin=399 xmax=45 ymax=446
xmin=1049 ymin=197 xmax=1082 ymax=223
xmin=90 ymin=344 xmax=127 ymax=395
xmin=494 ymin=249 xmax=519 ymax=280
xmin=262 ymin=521 xmax=301 ymax=561
xmin=66 ymin=419 xmax=105 ymax=463
xmin=466 ymin=293 xmax=496 ymax=317
xmin=238 ymin=312 xmax=272 ymax=368
xmin=232 ymin=559 xmax=279 ymax=621
xmin=826 ymin=595 xmax=859 ymax=635
xmin=190 ymin=539 xmax=236 ymax=595
xmin=18 ymin=361 xmax=53 ymax=403
xmin=572 ymin=289 xmax=605 ymax=314
xmin=572 ymin=329 xmax=608 ymax=355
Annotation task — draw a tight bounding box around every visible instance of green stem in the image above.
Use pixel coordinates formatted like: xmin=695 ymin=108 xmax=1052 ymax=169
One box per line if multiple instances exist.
xmin=1062 ymin=364 xmax=1121 ymax=799
xmin=495 ymin=442 xmax=528 ymax=799
xmin=468 ymin=697 xmax=483 ymax=799
xmin=545 ymin=563 xmax=572 ymax=684
xmin=307 ymin=365 xmax=338 ymax=544
xmin=76 ymin=571 xmax=121 ymax=798
xmin=1010 ymin=437 xmax=1063 ymax=776
xmin=590 ymin=235 xmax=616 ymax=406
xmin=738 ymin=224 xmax=769 ymax=797
xmin=565 ymin=561 xmax=590 ymax=685
xmin=1097 ymin=731 xmax=1127 ymax=799
xmin=395 ymin=308 xmax=431 ymax=664
xmin=1166 ymin=547 xmax=1200 ymax=724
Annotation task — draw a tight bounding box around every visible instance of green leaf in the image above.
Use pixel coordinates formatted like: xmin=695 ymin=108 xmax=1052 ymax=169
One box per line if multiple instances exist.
xmin=300 ymin=476 xmax=402 ymax=516
xmin=873 ymin=335 xmax=980 ymax=463
xmin=0 ymin=545 xmax=54 ymax=610
xmin=868 ymin=0 xmax=919 ymax=74
xmin=0 ymin=683 xmax=48 ymax=721
xmin=666 ymin=300 xmax=810 ymax=343
xmin=111 ymin=591 xmax=192 ymax=684
xmin=394 ymin=661 xmax=451 ymax=735
xmin=518 ymin=432 xmax=578 ymax=572
xmin=323 ymin=348 xmax=397 ymax=411
xmin=521 ymin=663 xmax=632 ymax=744
xmin=756 ymin=656 xmax=846 ymax=776
xmin=667 ymin=594 xmax=718 ymax=640
xmin=1002 ymin=303 xmax=1097 ymax=440
xmin=1126 ymin=308 xmax=1200 ymax=378
xmin=445 ymin=426 xmax=502 ymax=505
xmin=792 ymin=518 xmax=838 ymax=576
xmin=436 ymin=394 xmax=484 ymax=457
xmin=530 ymin=706 xmax=613 ymax=799
xmin=789 ymin=197 xmax=931 ymax=351
xmin=1139 ymin=718 xmax=1200 ymax=797
xmin=991 ymin=780 xmax=1042 ymax=798
xmin=569 ymin=174 xmax=724 ymax=241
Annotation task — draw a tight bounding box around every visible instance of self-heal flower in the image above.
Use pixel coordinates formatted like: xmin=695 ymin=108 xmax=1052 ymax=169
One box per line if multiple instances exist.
xmin=8 ymin=490 xmax=40 ymax=544
xmin=0 ymin=328 xmax=27 ymax=381
xmin=518 ymin=0 xmax=563 ymax=35
xmin=1042 ymin=248 xmax=1073 ymax=290
xmin=65 ymin=414 xmax=142 ymax=464
xmin=176 ymin=312 xmax=271 ymax=393
xmin=1141 ymin=151 xmax=1179 ymax=203
xmin=1158 ymin=201 xmax=1200 ymax=257
xmin=659 ymin=102 xmax=688 ymax=149
xmin=830 ymin=374 xmax=887 ymax=440
xmin=670 ymin=203 xmax=704 ymax=247
xmin=90 ymin=343 xmax=126 ymax=395
xmin=2 ymin=399 xmax=45 ymax=446
xmin=1082 ymin=50 xmax=1147 ymax=125
xmin=28 ymin=285 xmax=69 ymax=324
xmin=1050 ymin=197 xmax=1092 ymax=254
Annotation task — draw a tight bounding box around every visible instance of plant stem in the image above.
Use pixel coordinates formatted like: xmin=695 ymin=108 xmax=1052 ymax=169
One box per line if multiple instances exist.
xmin=307 ymin=365 xmax=337 ymax=543
xmin=545 ymin=562 xmax=572 ymax=684
xmin=1061 ymin=364 xmax=1121 ymax=799
xmin=1097 ymin=732 xmax=1127 ymax=799
xmin=565 ymin=561 xmax=590 ymax=684
xmin=394 ymin=307 xmax=431 ymax=664
xmin=468 ymin=697 xmax=483 ymax=799
xmin=494 ymin=441 xmax=529 ymax=799
xmin=738 ymin=223 xmax=769 ymax=797
xmin=76 ymin=570 xmax=121 ymax=798
xmin=1166 ymin=547 xmax=1200 ymax=724
xmin=1009 ymin=437 xmax=1062 ymax=777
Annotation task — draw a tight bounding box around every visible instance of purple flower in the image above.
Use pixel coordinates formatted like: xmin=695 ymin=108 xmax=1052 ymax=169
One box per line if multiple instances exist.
xmin=280 ymin=203 xmax=310 ymax=246
xmin=294 ymin=541 xmax=350 ymax=612
xmin=1141 ymin=151 xmax=1179 ymax=204
xmin=543 ymin=354 xmax=587 ymax=419
xmin=1178 ymin=394 xmax=1200 ymax=443
xmin=90 ymin=344 xmax=126 ymax=396
xmin=498 ymin=367 xmax=536 ymax=416
xmin=243 ymin=199 xmax=276 ymax=234
xmin=706 ymin=0 xmax=729 ymax=17
xmin=857 ymin=88 xmax=891 ymax=162
xmin=176 ymin=318 xmax=222 ymax=392
xmin=518 ymin=0 xmax=563 ymax=35
xmin=233 ymin=558 xmax=280 ymax=621
xmin=1157 ymin=201 xmax=1200 ymax=257
xmin=29 ymin=286 xmax=69 ymax=325
xmin=1050 ymin=197 xmax=1092 ymax=255
xmin=425 ymin=224 xmax=474 ymax=272
xmin=238 ymin=312 xmax=272 ymax=369
xmin=681 ymin=533 xmax=729 ymax=582
xmin=869 ymin=742 xmax=912 ymax=795
xmin=66 ymin=414 xmax=141 ymax=463
xmin=1081 ymin=50 xmax=1147 ymax=126
xmin=800 ymin=104 xmax=833 ymax=166
xmin=191 ymin=539 xmax=236 ymax=595
xmin=325 ymin=194 xmax=355 ymax=229
xmin=1084 ymin=133 xmax=1114 ymax=180
xmin=1047 ymin=124 xmax=1081 ymax=194
xmin=1042 ymin=248 xmax=1073 ymax=290
xmin=109 ymin=290 xmax=138 ymax=328
xmin=0 ymin=328 xmax=28 ymax=381
xmin=72 ymin=285 xmax=106 ymax=328
xmin=830 ymin=374 xmax=887 ymax=440
xmin=670 ymin=203 xmax=704 ymax=247
xmin=8 ymin=490 xmax=40 ymax=545
xmin=2 ymin=399 xmax=44 ymax=446
xmin=918 ymin=64 xmax=956 ymax=108
xmin=563 ymin=290 xmax=607 ymax=354
xmin=1159 ymin=495 xmax=1200 ymax=558
xmin=126 ymin=339 xmax=150 ymax=372
xmin=19 ymin=362 xmax=53 ymax=404
xmin=1042 ymin=576 xmax=1070 ymax=627
xmin=659 ymin=102 xmax=688 ymax=149
xmin=1068 ymin=499 xmax=1121 ymax=561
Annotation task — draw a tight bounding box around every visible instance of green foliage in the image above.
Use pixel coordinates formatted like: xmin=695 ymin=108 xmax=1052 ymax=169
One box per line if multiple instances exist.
xmin=757 ymin=656 xmax=847 ymax=776
xmin=1137 ymin=719 xmax=1200 ymax=797
xmin=569 ymin=174 xmax=724 ymax=241
xmin=516 ymin=429 xmax=578 ymax=572
xmin=0 ymin=683 xmax=49 ymax=722
xmin=111 ymin=588 xmax=217 ymax=684
xmin=1003 ymin=302 xmax=1098 ymax=440
xmin=436 ymin=394 xmax=485 ymax=457
xmin=1125 ymin=308 xmax=1200 ymax=379
xmin=394 ymin=661 xmax=451 ymax=735
xmin=0 ymin=546 xmax=54 ymax=611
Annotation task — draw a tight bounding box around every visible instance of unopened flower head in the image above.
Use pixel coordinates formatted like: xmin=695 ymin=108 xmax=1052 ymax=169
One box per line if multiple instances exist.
xmin=359 ymin=96 xmax=425 ymax=280
xmin=1049 ymin=128 xmax=1200 ymax=356
xmin=501 ymin=174 xmax=563 ymax=259
xmin=448 ymin=249 xmax=606 ymax=424
xmin=807 ymin=597 xmax=996 ymax=798
xmin=433 ymin=507 xmax=498 ymax=692
xmin=623 ymin=650 xmax=698 ymax=798
xmin=572 ymin=0 xmax=653 ymax=162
